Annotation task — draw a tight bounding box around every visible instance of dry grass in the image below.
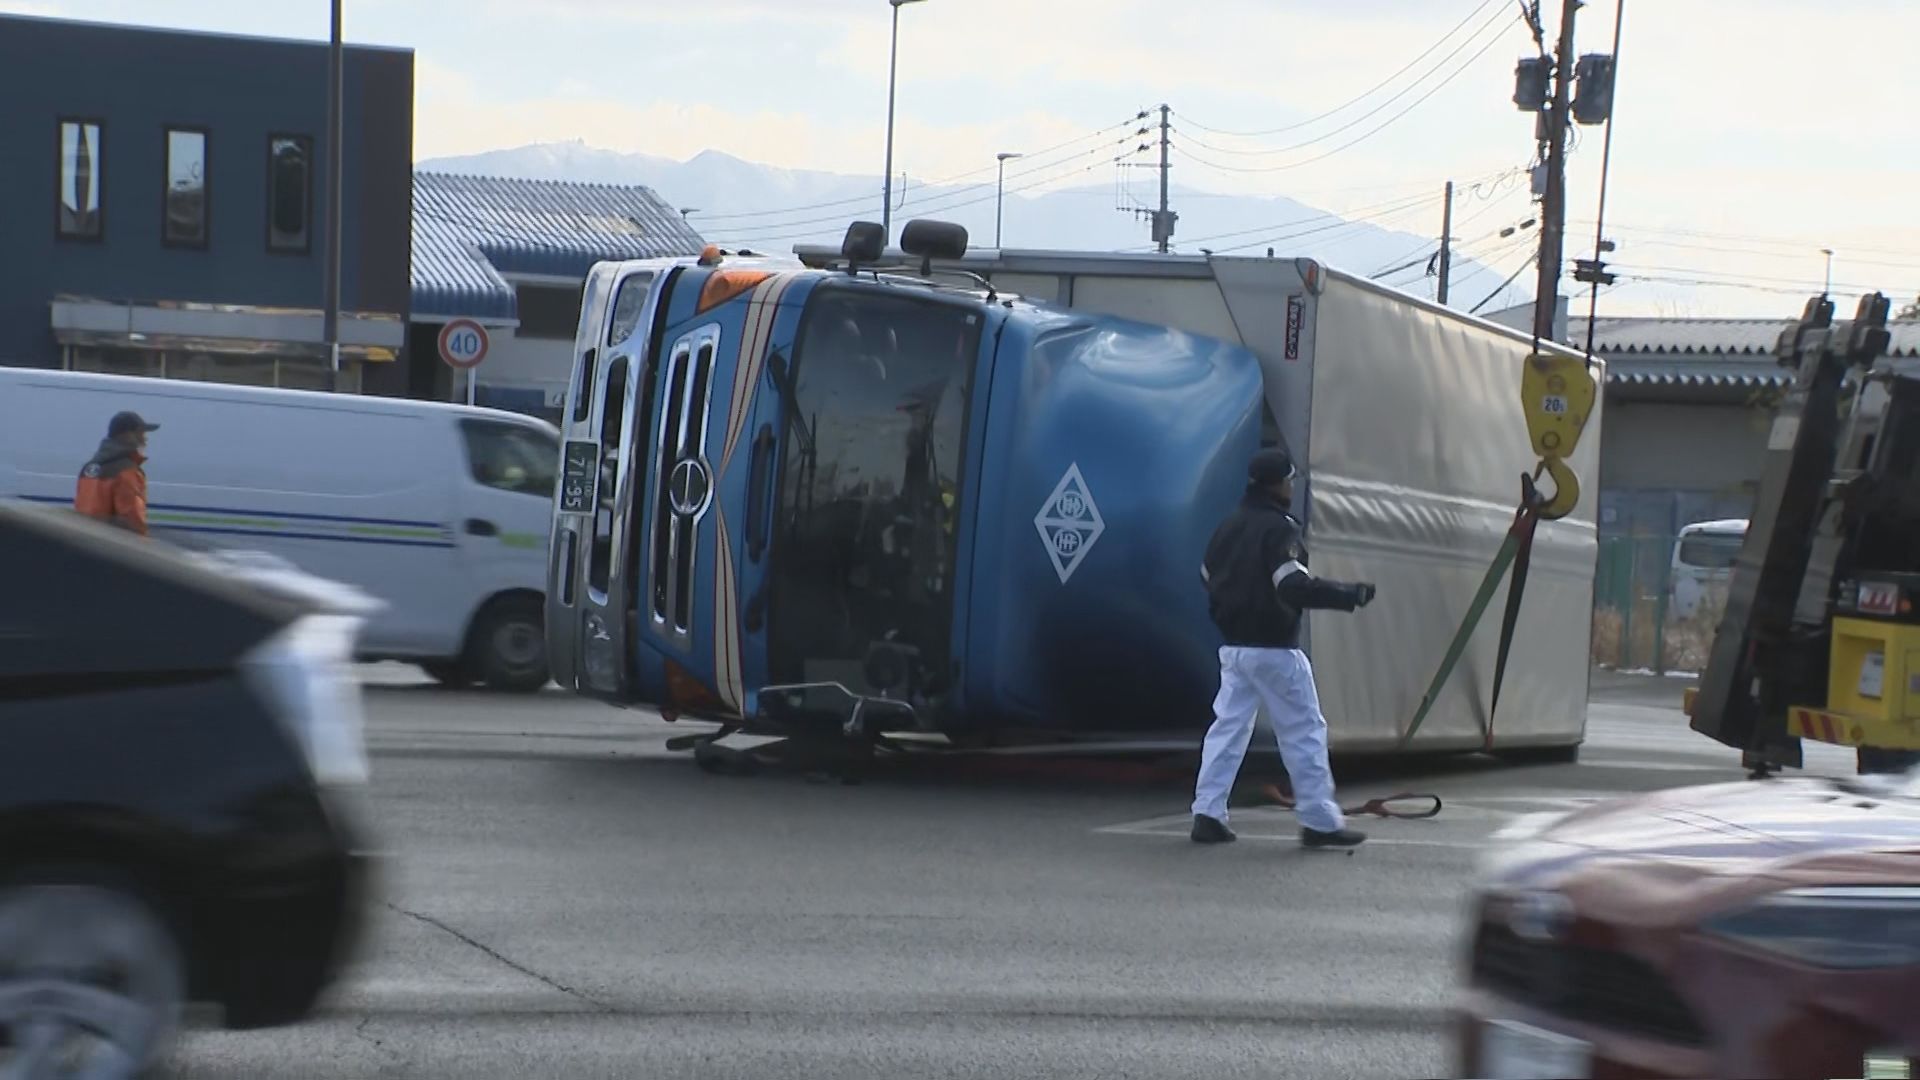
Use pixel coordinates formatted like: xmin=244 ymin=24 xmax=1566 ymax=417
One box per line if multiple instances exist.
xmin=1661 ymin=611 xmax=1720 ymax=674
xmin=1591 ymin=597 xmax=1725 ymax=673
xmin=1592 ymin=606 xmax=1625 ymax=668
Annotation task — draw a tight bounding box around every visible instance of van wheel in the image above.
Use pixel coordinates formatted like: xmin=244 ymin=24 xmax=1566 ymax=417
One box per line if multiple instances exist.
xmin=0 ymin=876 xmax=186 ymax=1076
xmin=469 ymin=597 xmax=548 ymax=694
xmin=421 ymin=661 xmax=476 ymax=688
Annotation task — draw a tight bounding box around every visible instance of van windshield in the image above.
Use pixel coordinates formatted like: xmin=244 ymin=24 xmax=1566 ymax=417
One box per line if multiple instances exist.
xmin=1678 ymin=533 xmax=1742 ymax=570
xmin=460 ymin=419 xmax=558 ymax=498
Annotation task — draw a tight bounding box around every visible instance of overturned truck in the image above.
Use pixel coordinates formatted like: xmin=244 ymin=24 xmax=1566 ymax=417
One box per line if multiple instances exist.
xmin=545 ymin=222 xmax=1602 ymax=763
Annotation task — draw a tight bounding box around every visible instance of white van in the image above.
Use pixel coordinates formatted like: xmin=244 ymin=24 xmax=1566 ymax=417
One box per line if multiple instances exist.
xmin=0 ymin=367 xmax=558 ymax=691
xmin=1670 ymin=517 xmax=1748 ymax=620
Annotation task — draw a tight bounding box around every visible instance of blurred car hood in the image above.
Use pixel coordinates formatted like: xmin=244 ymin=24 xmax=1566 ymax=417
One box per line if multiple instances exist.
xmin=0 ymin=500 xmax=317 ymax=682
xmin=1481 ymin=775 xmax=1920 ymax=900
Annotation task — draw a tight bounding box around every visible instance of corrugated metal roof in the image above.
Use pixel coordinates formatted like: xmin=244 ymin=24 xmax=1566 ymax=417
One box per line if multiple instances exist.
xmin=1589 ymin=316 xmax=1920 ymax=358
xmin=412 ymin=172 xmax=706 ymax=322
xmin=1605 ymin=358 xmax=1790 ymax=390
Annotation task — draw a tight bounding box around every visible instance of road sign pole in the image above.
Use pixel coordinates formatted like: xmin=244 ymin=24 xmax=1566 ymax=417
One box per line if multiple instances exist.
xmin=437 ymin=318 xmax=490 ymax=405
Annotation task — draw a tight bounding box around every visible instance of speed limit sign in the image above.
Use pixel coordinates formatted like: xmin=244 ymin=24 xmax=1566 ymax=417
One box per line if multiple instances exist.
xmin=438 ymin=319 xmax=489 ymax=370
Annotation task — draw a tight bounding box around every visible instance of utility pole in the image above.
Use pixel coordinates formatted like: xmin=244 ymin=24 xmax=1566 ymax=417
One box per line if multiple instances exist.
xmin=323 ymin=0 xmax=343 ymax=391
xmin=1437 ymin=180 xmax=1454 ymax=305
xmin=1533 ymin=0 xmax=1580 ymax=343
xmin=1153 ymin=104 xmax=1176 ymax=254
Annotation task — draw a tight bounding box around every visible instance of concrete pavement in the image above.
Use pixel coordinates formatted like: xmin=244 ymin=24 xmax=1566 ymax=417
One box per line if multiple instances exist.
xmin=161 ymin=668 xmax=1859 ymax=1079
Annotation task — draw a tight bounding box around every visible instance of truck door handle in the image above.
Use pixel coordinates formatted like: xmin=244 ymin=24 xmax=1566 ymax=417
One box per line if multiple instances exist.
xmin=746 ymin=425 xmax=775 ymax=562
xmin=465 ymin=518 xmax=499 ymax=537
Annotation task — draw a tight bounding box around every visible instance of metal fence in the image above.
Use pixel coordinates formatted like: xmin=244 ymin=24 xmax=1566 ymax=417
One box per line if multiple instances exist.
xmin=1591 ymin=533 xmax=1724 ymax=674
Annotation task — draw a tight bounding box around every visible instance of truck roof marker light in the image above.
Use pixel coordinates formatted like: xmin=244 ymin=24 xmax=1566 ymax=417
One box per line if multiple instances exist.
xmin=698 ymin=269 xmax=773 ymax=313
xmin=697 ymin=244 xmax=724 ymax=267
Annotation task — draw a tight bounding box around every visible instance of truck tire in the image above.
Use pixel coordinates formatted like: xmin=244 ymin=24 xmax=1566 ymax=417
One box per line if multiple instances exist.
xmin=468 ymin=596 xmax=548 ymax=694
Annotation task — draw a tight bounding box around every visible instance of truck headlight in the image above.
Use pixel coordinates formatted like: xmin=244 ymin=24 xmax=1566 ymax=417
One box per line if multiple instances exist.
xmin=241 ymin=613 xmax=371 ymax=786
xmin=1703 ymin=886 xmax=1920 ymax=970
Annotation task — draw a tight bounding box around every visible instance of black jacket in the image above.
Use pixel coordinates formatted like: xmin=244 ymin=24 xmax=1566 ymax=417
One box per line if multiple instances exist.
xmin=1201 ymin=488 xmax=1364 ymax=649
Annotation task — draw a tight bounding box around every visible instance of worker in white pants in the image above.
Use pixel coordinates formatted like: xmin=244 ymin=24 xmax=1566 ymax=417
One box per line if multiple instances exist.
xmin=1193 ymin=448 xmax=1375 ymax=849
xmin=1193 ymin=647 xmax=1343 ymax=834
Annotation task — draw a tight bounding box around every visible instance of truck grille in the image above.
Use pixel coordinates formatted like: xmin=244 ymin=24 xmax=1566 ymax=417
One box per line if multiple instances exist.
xmin=1471 ymin=921 xmax=1708 ymax=1046
xmin=650 ymin=333 xmax=719 ymax=635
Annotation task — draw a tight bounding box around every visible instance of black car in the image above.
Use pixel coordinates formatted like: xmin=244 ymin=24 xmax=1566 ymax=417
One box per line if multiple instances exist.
xmin=0 ymin=502 xmax=373 ymax=1076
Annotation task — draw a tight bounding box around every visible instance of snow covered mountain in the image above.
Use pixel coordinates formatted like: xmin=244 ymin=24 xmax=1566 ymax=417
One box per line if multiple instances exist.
xmin=418 ymin=140 xmax=1537 ymax=313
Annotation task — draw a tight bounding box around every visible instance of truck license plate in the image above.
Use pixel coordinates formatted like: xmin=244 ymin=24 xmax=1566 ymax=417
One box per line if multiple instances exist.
xmin=1860 ymin=651 xmax=1886 ymax=700
xmin=1479 ymin=1019 xmax=1592 ymax=1080
xmin=1859 ymin=582 xmax=1900 ymax=616
xmin=560 ymin=440 xmax=599 ymax=515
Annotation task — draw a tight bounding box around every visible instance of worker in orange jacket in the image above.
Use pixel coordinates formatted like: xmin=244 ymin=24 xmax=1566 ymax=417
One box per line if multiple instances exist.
xmin=74 ymin=410 xmax=159 ymax=536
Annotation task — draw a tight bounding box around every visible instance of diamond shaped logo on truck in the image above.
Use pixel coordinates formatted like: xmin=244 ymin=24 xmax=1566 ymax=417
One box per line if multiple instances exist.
xmin=1034 ymin=463 xmax=1104 ymax=584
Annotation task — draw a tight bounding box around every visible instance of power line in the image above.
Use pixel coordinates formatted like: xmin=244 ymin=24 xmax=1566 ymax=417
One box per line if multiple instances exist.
xmin=1143 ymin=188 xmax=1445 ymax=253
xmin=704 ymin=141 xmax=1154 ymax=245
xmin=1471 ymin=251 xmax=1539 ymax=313
xmin=1571 ymin=228 xmax=1920 ymax=271
xmin=1211 ymin=197 xmax=1446 ymax=255
xmin=1578 ymin=219 xmax=1920 ymax=262
xmin=1170 ymin=0 xmax=1515 ymax=161
xmin=1174 ymin=0 xmax=1507 ymax=139
xmin=686 ymin=113 xmax=1147 ymax=225
xmin=700 ymin=135 xmax=1147 ymax=238
xmin=1168 ymin=12 xmax=1521 ymax=177
xmin=1614 ymin=266 xmax=1920 ymax=298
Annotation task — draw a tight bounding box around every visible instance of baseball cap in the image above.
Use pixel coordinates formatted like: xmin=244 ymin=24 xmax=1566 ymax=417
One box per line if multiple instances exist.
xmin=108 ymin=411 xmax=161 ymax=437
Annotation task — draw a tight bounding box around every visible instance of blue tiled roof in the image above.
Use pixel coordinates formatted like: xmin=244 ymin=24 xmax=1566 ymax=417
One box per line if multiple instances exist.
xmin=412 ymin=172 xmax=706 ymax=322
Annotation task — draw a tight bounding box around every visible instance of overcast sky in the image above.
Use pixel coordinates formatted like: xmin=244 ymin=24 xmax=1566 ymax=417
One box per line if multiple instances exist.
xmin=9 ymin=0 xmax=1919 ymax=315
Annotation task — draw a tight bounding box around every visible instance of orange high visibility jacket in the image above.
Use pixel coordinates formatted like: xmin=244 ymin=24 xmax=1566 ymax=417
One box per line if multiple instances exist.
xmin=74 ymin=440 xmax=149 ymax=536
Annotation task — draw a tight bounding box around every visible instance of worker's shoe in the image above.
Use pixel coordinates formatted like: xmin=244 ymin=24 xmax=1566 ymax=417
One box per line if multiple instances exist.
xmin=1301 ymin=827 xmax=1368 ymax=850
xmin=1191 ymin=815 xmax=1237 ymax=844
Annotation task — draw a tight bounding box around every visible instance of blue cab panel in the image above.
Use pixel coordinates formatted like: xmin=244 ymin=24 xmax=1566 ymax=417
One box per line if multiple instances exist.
xmin=963 ymin=306 xmax=1264 ymax=736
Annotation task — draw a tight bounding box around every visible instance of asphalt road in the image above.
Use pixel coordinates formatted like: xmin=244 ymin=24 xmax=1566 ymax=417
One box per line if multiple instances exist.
xmin=161 ymin=668 xmax=1858 ymax=1080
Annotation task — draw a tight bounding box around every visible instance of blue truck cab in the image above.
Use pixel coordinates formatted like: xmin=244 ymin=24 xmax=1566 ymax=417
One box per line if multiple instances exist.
xmin=546 ymin=223 xmax=1264 ymax=745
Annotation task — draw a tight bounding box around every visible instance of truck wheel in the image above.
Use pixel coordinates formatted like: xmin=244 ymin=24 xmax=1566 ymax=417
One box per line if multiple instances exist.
xmin=0 ymin=877 xmax=186 ymax=1076
xmin=420 ymin=661 xmax=476 ymax=688
xmin=1493 ymin=743 xmax=1581 ymax=766
xmin=468 ymin=597 xmax=548 ymax=693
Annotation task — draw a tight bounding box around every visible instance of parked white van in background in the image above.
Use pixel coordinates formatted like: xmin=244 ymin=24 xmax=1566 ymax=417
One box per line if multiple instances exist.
xmin=0 ymin=367 xmax=558 ymax=691
xmin=1670 ymin=517 xmax=1748 ymax=620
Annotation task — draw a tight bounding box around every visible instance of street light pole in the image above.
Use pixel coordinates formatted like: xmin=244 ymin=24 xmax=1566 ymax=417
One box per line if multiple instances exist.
xmin=881 ymin=0 xmax=927 ymax=242
xmin=995 ymin=151 xmax=1021 ymax=248
xmin=323 ymin=0 xmax=343 ymax=391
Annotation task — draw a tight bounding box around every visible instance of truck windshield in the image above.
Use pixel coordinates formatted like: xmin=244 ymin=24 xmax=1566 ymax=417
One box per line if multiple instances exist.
xmin=767 ymin=285 xmax=982 ymax=707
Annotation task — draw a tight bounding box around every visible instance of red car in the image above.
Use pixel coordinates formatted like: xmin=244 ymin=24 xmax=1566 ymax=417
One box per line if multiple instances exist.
xmin=1456 ymin=773 xmax=1920 ymax=1079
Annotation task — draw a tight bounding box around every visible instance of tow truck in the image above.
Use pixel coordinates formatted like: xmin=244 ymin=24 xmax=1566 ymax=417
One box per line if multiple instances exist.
xmin=1685 ymin=292 xmax=1920 ymax=776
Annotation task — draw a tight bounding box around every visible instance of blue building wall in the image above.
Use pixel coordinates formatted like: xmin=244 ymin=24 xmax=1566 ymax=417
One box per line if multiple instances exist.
xmin=0 ymin=15 xmax=413 ymax=369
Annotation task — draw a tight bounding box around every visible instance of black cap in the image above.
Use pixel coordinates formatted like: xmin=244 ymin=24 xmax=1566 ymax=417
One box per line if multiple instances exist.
xmin=108 ymin=411 xmax=160 ymax=437
xmin=1248 ymin=448 xmax=1296 ymax=486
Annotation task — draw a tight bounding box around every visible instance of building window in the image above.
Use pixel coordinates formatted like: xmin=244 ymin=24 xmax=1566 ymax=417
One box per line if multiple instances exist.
xmin=266 ymin=134 xmax=312 ymax=253
xmin=163 ymin=127 xmax=209 ymax=248
xmin=514 ymin=284 xmax=587 ymax=340
xmin=57 ymin=119 xmax=104 ymax=241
